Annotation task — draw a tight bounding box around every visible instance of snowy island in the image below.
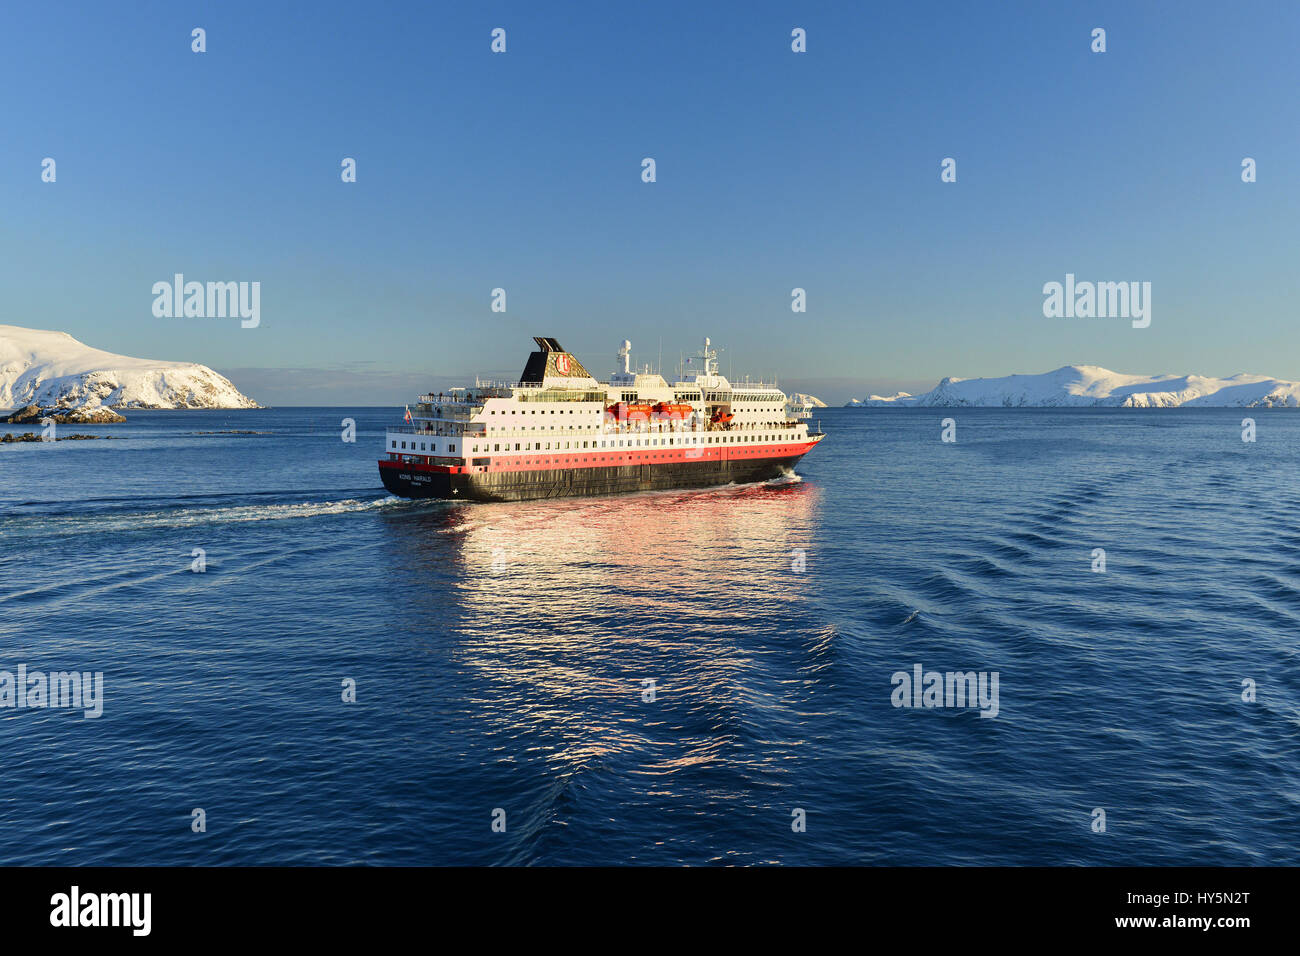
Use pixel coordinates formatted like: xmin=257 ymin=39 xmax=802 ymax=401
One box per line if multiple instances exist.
xmin=846 ymin=366 xmax=1300 ymax=408
xmin=0 ymin=325 xmax=259 ymax=420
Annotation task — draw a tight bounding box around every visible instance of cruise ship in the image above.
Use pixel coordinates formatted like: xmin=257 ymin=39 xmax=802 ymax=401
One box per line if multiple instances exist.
xmin=378 ymin=337 xmax=825 ymax=502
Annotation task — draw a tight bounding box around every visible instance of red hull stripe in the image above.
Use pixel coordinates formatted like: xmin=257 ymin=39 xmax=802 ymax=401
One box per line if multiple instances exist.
xmin=379 ymin=439 xmax=821 ymax=475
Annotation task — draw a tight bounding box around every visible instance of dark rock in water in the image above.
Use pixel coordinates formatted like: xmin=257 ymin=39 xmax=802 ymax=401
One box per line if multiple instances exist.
xmin=2 ymin=405 xmax=43 ymax=424
xmin=2 ymin=404 xmax=126 ymax=424
xmin=1 ymin=431 xmax=113 ymax=443
xmin=62 ymin=407 xmax=127 ymax=423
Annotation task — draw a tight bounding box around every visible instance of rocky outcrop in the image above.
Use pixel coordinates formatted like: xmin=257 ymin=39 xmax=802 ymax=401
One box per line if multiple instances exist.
xmin=1 ymin=431 xmax=110 ymax=442
xmin=3 ymin=403 xmax=126 ymax=424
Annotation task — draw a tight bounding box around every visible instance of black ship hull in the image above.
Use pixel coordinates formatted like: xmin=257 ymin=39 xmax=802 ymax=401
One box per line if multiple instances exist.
xmin=379 ymin=453 xmax=810 ymax=503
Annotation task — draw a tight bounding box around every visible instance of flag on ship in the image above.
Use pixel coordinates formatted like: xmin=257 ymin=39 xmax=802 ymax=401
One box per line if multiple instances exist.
xmin=404 ymin=405 xmax=412 ymax=423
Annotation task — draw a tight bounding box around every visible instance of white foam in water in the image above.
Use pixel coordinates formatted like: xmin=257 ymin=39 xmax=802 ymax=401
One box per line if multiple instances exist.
xmin=157 ymin=496 xmax=408 ymax=528
xmin=8 ymin=497 xmax=409 ymax=538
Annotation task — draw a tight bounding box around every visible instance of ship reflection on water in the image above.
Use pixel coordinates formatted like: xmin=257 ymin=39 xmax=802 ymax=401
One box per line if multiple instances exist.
xmin=375 ymin=478 xmax=829 ymax=861
xmin=382 ymin=477 xmax=821 ymax=641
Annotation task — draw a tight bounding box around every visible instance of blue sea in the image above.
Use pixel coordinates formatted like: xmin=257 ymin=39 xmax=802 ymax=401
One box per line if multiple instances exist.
xmin=1 ymin=407 xmax=1297 ymax=865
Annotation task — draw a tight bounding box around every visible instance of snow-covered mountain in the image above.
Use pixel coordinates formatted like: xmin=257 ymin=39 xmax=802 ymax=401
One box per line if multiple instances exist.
xmin=846 ymin=365 xmax=1300 ymax=408
xmin=788 ymin=392 xmax=827 ymax=408
xmin=0 ymin=325 xmax=259 ymax=410
xmin=848 ymin=391 xmax=912 ymax=406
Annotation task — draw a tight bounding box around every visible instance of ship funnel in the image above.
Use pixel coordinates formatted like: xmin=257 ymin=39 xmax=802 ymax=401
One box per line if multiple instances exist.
xmin=617 ymin=339 xmax=631 ymax=374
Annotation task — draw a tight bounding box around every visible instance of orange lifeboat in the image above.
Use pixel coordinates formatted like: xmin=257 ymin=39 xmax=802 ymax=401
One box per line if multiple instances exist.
xmin=710 ymin=410 xmax=734 ymax=425
xmin=607 ymin=401 xmax=655 ymax=422
xmin=652 ymin=402 xmax=693 ymax=420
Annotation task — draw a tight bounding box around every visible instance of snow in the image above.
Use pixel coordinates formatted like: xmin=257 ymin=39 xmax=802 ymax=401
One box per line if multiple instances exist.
xmin=847 ymin=365 xmax=1300 ymax=408
xmin=0 ymin=325 xmax=260 ymax=410
xmin=788 ymin=392 xmax=828 ymax=408
xmin=847 ymin=391 xmax=912 ymax=407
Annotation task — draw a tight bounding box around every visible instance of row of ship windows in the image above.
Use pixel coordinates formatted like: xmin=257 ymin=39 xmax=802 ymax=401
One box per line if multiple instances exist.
xmin=489 ymin=408 xmax=599 ymax=414
xmin=616 ymin=393 xmax=703 ymax=402
xmin=486 ymin=406 xmax=777 ymax=415
xmin=481 ymin=421 xmax=786 ymax=432
xmin=490 ymin=407 xmax=781 ymax=414
xmin=492 ymin=425 xmax=600 ymax=431
xmin=393 ymin=435 xmax=792 ymax=453
xmin=397 ymin=423 xmax=791 ymax=448
xmin=398 ymin=441 xmax=455 ymax=452
xmin=479 ymin=398 xmax=781 ymax=412
xmin=481 ymin=447 xmax=787 ymax=467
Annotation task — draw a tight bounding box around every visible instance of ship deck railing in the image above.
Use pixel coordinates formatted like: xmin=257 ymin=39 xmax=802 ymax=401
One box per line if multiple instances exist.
xmin=602 ymin=420 xmax=805 ymax=433
xmin=387 ymin=421 xmax=808 ymax=440
xmin=387 ymin=424 xmax=486 ymax=436
xmin=416 ymin=381 xmax=794 ymax=404
xmin=418 ymin=382 xmax=543 ymax=403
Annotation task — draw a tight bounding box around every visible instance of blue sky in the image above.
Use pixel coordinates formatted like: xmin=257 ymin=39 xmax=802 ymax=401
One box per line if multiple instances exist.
xmin=3 ymin=1 xmax=1298 ymax=404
